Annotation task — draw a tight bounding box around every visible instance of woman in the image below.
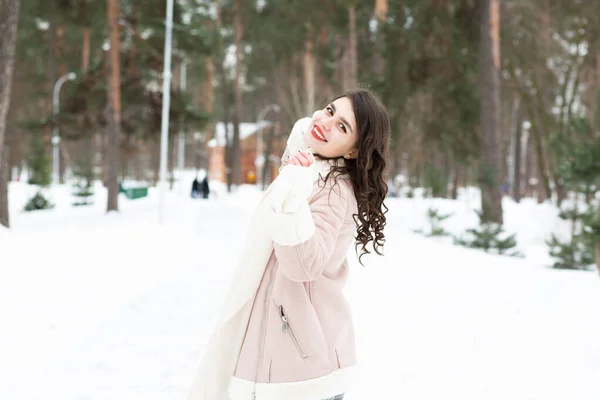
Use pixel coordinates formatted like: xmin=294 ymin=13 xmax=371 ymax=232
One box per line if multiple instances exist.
xmin=187 ymin=89 xmax=390 ymax=400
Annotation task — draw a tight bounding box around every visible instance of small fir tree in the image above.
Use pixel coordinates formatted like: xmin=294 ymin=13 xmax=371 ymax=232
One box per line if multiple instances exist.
xmin=23 ymin=191 xmax=54 ymax=212
xmin=71 ymin=167 xmax=95 ymax=207
xmin=454 ymin=211 xmax=521 ymax=256
xmin=72 ymin=180 xmax=94 ymax=207
xmin=548 ymin=204 xmax=597 ymax=270
xmin=415 ymin=207 xmax=453 ymax=237
xmin=552 ymin=118 xmax=600 ymax=273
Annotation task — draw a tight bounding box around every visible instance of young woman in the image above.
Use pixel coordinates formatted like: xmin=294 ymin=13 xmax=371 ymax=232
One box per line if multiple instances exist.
xmin=187 ymin=89 xmax=391 ymax=400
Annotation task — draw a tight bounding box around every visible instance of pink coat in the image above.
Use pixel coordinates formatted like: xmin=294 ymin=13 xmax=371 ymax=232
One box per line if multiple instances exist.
xmin=228 ymin=164 xmax=359 ymax=400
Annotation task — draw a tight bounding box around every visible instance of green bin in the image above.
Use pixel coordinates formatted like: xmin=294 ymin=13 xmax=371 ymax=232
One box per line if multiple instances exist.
xmin=119 ymin=183 xmax=148 ymax=200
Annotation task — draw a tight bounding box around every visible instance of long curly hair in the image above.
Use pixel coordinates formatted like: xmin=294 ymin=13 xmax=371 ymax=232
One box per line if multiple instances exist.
xmin=321 ymin=89 xmax=391 ymax=265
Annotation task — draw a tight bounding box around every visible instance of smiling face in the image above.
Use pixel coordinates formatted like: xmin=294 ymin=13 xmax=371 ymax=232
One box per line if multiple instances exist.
xmin=304 ymin=96 xmax=359 ymax=159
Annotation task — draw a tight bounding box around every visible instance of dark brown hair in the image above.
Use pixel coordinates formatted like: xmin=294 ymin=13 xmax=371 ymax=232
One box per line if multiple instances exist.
xmin=322 ymin=89 xmax=391 ymax=264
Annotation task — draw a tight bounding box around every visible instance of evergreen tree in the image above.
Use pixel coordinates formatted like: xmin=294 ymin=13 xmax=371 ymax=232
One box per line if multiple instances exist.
xmin=72 ymin=180 xmax=94 ymax=207
xmin=26 ymin=133 xmax=51 ymax=186
xmin=454 ymin=211 xmax=521 ymax=256
xmin=552 ymin=117 xmax=600 ymax=272
xmin=23 ymin=191 xmax=54 ymax=212
xmin=414 ymin=207 xmax=453 ymax=237
xmin=547 ymin=205 xmax=595 ymax=271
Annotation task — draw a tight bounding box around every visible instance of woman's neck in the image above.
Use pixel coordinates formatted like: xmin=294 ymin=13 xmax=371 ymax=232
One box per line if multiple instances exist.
xmin=314 ymin=153 xmax=345 ymax=162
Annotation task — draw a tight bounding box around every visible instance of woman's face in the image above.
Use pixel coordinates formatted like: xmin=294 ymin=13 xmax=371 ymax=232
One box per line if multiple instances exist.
xmin=304 ymin=96 xmax=359 ymax=159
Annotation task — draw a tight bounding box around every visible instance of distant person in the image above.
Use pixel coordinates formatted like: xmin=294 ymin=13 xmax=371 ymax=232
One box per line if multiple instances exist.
xmin=201 ymin=176 xmax=210 ymax=199
xmin=191 ymin=177 xmax=200 ymax=198
xmin=187 ymin=89 xmax=391 ymax=400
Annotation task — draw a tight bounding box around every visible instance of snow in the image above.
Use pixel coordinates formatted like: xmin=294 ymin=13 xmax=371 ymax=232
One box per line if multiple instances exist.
xmin=1 ymin=177 xmax=599 ymax=400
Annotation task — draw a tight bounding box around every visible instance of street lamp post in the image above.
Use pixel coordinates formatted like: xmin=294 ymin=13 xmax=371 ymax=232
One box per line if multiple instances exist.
xmin=178 ymin=59 xmax=187 ymax=173
xmin=255 ymin=104 xmax=280 ymax=188
xmin=158 ymin=0 xmax=174 ymax=225
xmin=52 ymin=72 xmax=76 ymax=185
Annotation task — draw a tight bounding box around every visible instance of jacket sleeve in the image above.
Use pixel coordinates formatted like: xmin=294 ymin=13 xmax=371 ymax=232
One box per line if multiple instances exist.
xmin=265 ymin=170 xmax=350 ymax=282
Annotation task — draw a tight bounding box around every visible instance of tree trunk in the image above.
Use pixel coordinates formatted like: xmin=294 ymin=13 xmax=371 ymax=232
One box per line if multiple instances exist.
xmin=373 ymin=0 xmax=387 ymax=78
xmin=451 ymin=164 xmax=460 ymax=200
xmin=231 ymin=0 xmax=243 ymax=187
xmin=523 ymin=130 xmax=533 ymax=197
xmin=595 ymin=242 xmax=600 ymax=277
xmin=442 ymin=150 xmax=451 ymax=198
xmin=479 ymin=0 xmax=503 ymax=224
xmin=106 ymin=0 xmax=121 ymax=212
xmin=47 ymin=21 xmax=56 ymax=122
xmin=214 ymin=0 xmax=233 ymax=191
xmin=81 ymin=27 xmax=93 ymax=185
xmin=343 ymin=5 xmax=358 ymax=91
xmin=0 ymin=0 xmax=21 ymax=228
xmin=203 ymin=57 xmax=215 ymax=165
xmin=537 ymin=0 xmax=553 ymax=203
xmin=317 ymin=26 xmax=334 ymax=103
xmin=0 ymin=146 xmax=9 ymax=228
xmin=0 ymin=0 xmax=21 ymax=176
xmin=596 ymin=50 xmax=600 ymax=274
xmin=262 ymin=123 xmax=277 ymax=190
xmin=82 ymin=28 xmax=90 ymax=73
xmin=532 ymin=127 xmax=550 ymax=203
xmin=55 ymin=24 xmax=70 ymax=184
xmin=512 ymin=96 xmax=523 ymax=203
xmin=595 ymin=51 xmax=600 ymax=130
xmin=275 ymin=62 xmax=290 ymax=131
xmin=304 ymin=26 xmax=315 ymax=116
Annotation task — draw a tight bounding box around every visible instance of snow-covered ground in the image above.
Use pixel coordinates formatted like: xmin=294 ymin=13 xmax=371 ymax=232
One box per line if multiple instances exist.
xmin=1 ymin=176 xmax=599 ymax=400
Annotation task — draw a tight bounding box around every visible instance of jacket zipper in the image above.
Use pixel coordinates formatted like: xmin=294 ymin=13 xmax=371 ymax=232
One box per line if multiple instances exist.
xmin=279 ymin=305 xmax=308 ymax=359
xmin=252 ymin=262 xmax=278 ymax=399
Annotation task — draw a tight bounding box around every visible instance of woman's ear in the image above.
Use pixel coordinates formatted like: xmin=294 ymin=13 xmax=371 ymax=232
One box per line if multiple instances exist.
xmin=343 ymin=148 xmax=359 ymax=160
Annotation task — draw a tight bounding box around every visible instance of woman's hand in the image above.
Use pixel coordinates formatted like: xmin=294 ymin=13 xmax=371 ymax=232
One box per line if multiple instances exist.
xmin=288 ymin=151 xmax=315 ymax=167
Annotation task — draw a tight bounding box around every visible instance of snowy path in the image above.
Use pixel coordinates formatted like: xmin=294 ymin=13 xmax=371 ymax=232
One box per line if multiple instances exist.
xmin=1 ymin=186 xmax=599 ymax=399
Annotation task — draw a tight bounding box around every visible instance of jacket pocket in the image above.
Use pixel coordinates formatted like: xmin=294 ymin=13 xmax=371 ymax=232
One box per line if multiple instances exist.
xmin=278 ymin=305 xmax=309 ymax=359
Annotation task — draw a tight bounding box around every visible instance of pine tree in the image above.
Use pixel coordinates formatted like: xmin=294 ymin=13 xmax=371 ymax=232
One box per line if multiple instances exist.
xmin=414 ymin=207 xmax=453 ymax=237
xmin=26 ymin=133 xmax=52 ymax=186
xmin=479 ymin=0 xmax=503 ymax=224
xmin=553 ymin=119 xmax=600 ymax=272
xmin=71 ymin=166 xmax=94 ymax=206
xmin=105 ymin=0 xmax=121 ymax=212
xmin=454 ymin=211 xmax=521 ymax=256
xmin=72 ymin=180 xmax=94 ymax=206
xmin=547 ymin=204 xmax=595 ymax=270
xmin=23 ymin=191 xmax=54 ymax=212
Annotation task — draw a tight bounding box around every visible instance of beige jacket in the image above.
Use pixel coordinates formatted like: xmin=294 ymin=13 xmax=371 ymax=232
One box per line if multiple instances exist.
xmin=228 ymin=163 xmax=359 ymax=400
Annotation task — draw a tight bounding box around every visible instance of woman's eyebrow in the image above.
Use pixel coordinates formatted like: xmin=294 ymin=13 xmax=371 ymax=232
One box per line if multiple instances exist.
xmin=330 ymin=102 xmax=354 ymax=134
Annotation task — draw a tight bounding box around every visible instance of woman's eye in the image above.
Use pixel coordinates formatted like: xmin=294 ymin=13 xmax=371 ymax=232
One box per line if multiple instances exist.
xmin=326 ymin=106 xmax=333 ymax=115
xmin=339 ymin=123 xmax=347 ymax=133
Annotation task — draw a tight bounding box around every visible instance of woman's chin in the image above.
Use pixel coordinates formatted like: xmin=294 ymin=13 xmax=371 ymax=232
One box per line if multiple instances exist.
xmin=311 ymin=145 xmax=328 ymax=157
xmin=305 ymin=136 xmax=321 ymax=150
